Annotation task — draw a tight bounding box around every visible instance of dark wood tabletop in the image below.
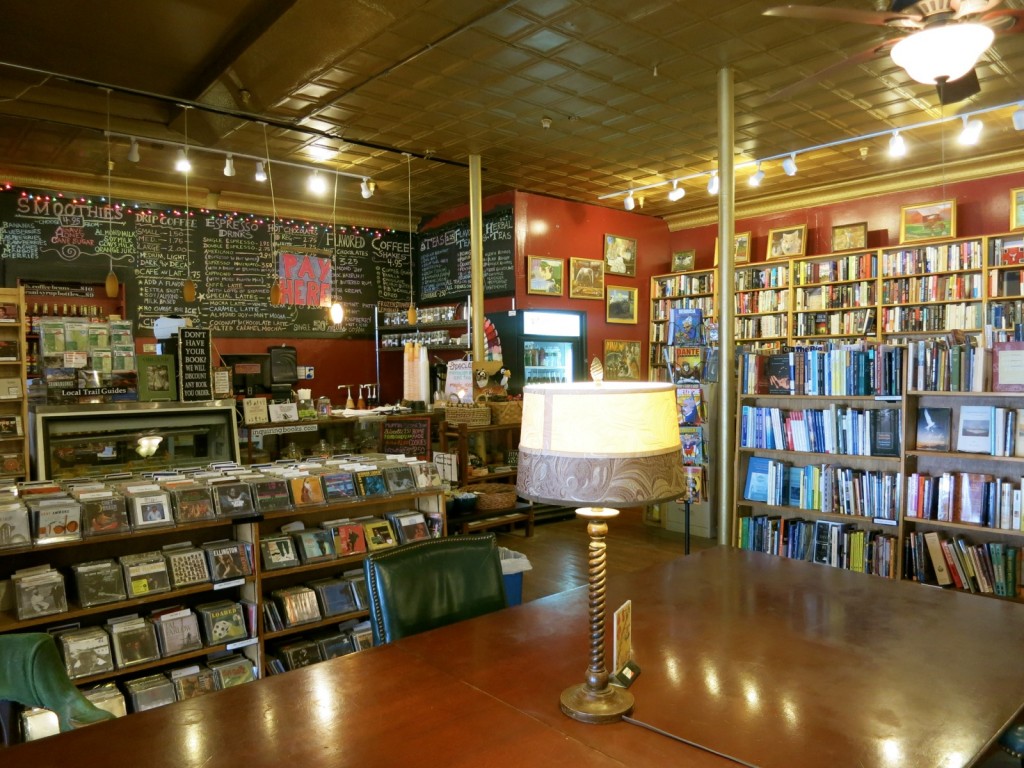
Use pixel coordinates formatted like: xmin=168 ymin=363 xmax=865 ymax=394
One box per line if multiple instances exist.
xmin=8 ymin=546 xmax=1024 ymax=767
xmin=397 ymin=546 xmax=1024 ymax=768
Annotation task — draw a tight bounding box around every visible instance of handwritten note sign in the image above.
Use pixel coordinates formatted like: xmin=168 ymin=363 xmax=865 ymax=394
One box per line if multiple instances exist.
xmin=380 ymin=417 xmax=431 ymax=460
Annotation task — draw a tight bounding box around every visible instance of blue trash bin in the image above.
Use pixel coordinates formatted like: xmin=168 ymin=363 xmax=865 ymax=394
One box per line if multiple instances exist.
xmin=499 ymin=548 xmax=531 ymax=607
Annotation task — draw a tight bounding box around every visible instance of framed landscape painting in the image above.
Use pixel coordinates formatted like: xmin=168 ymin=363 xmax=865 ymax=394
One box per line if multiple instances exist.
xmin=605 ymin=285 xmax=638 ymax=324
xmin=714 ymin=232 xmax=751 ymax=265
xmin=900 ymin=200 xmax=956 ymax=244
xmin=1012 ymin=188 xmax=1024 ymax=231
xmin=831 ymin=222 xmax=867 ymax=252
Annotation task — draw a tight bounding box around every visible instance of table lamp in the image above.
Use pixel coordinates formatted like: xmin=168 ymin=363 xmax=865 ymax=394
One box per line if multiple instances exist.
xmin=516 ymin=371 xmax=687 ymax=724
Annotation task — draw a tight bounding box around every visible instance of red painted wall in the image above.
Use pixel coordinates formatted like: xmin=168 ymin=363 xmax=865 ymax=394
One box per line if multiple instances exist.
xmin=669 ymin=170 xmax=1024 ymax=270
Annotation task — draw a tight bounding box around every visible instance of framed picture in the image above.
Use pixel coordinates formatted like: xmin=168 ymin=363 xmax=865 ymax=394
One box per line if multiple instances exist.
xmin=671 ymin=250 xmax=695 ymax=272
xmin=899 ymin=199 xmax=956 ymax=244
xmin=606 ymin=285 xmax=638 ymax=324
xmin=714 ymin=232 xmax=751 ymax=265
xmin=603 ymin=234 xmax=637 ymax=277
xmin=137 ymin=354 xmax=177 ymax=402
xmin=1012 ymin=188 xmax=1024 ymax=231
xmin=569 ymin=257 xmax=604 ymax=300
xmin=526 ymin=256 xmax=564 ymax=296
xmin=603 ymin=340 xmax=642 ymax=380
xmin=831 ymin=222 xmax=867 ymax=252
xmin=767 ymin=224 xmax=807 ymax=260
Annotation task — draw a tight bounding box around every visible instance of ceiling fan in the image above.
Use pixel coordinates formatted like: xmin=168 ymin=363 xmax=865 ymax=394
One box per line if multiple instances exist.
xmin=763 ymin=1 xmax=1024 ymax=104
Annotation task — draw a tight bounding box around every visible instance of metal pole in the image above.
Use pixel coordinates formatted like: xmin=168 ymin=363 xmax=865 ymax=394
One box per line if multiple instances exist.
xmin=716 ymin=68 xmax=736 ymax=548
xmin=469 ymin=155 xmax=485 ymax=365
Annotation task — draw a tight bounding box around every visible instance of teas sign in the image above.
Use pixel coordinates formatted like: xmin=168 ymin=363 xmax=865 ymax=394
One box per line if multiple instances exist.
xmin=177 ymin=327 xmax=213 ymax=402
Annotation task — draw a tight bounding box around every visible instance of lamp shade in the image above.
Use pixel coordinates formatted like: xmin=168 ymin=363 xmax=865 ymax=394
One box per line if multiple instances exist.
xmin=890 ymin=24 xmax=993 ymax=85
xmin=516 ymin=382 xmax=688 ymax=507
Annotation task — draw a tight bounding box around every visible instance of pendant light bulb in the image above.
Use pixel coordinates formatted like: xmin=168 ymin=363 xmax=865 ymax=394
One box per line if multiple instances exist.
xmin=182 ymin=278 xmax=196 ymax=303
xmin=329 ymin=302 xmax=344 ymax=325
xmin=255 ymin=162 xmax=267 ymax=182
xmin=223 ymin=154 xmax=235 ymax=177
xmin=407 ymin=303 xmax=417 ymax=325
xmin=707 ymin=172 xmax=719 ymax=195
xmin=127 ymin=138 xmax=140 ymax=163
xmin=175 ymin=149 xmax=191 ymax=173
xmin=269 ymin=280 xmax=282 ymax=305
xmin=105 ymin=268 xmax=119 ymax=299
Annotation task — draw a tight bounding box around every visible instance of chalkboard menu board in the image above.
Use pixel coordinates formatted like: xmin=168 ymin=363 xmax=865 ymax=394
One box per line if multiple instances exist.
xmin=0 ymin=189 xmax=414 ymax=339
xmin=418 ymin=206 xmax=515 ymax=303
xmin=379 ymin=416 xmax=431 ymax=460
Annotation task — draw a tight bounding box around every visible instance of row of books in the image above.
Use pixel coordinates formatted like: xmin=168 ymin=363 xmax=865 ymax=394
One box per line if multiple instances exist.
xmin=791 ymin=308 xmax=874 ymax=339
xmin=881 ymin=272 xmax=984 ymax=304
xmin=266 ymin=618 xmax=373 ymax=674
xmin=19 ymin=655 xmax=256 ymax=742
xmin=0 ymin=453 xmax=444 ymax=550
xmin=49 ymin=599 xmax=254 ymax=680
xmin=906 ymin=471 xmax=1024 ymax=529
xmin=792 ymin=252 xmax=877 ymax=285
xmin=735 ymin=515 xmax=897 ymax=578
xmin=736 ymin=315 xmax=788 ymax=341
xmin=907 ymin=530 xmax=1020 ymax=598
xmin=879 ymin=302 xmax=983 ymax=335
xmin=739 ymin=405 xmax=901 ymax=457
xmin=735 ymin=264 xmax=789 ymax=290
xmin=736 ymin=288 xmax=788 ymax=314
xmin=906 ymin=335 xmax=988 ymax=392
xmin=794 ymin=281 xmax=875 ymax=310
xmin=743 ymin=457 xmax=901 ymax=520
xmin=652 ymin=272 xmax=715 ymax=300
xmin=879 ymin=240 xmax=984 ymax=275
xmin=11 ymin=541 xmax=254 ymax=620
xmin=738 ymin=343 xmax=905 ymax=397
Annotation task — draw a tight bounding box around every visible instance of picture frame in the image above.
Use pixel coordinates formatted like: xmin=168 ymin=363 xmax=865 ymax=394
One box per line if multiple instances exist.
xmin=831 ymin=221 xmax=868 ymax=252
xmin=603 ymin=340 xmax=642 ymax=380
xmin=766 ymin=224 xmax=807 ymax=260
xmin=526 ymin=255 xmax=565 ymax=296
xmin=713 ymin=232 xmax=751 ymax=265
xmin=899 ymin=199 xmax=956 ymax=244
xmin=569 ymin=257 xmax=605 ymax=300
xmin=1012 ymin=188 xmax=1024 ymax=231
xmin=671 ymin=250 xmax=696 ymax=272
xmin=603 ymin=233 xmax=637 ymax=277
xmin=137 ymin=354 xmax=177 ymax=402
xmin=605 ymin=285 xmax=638 ymax=324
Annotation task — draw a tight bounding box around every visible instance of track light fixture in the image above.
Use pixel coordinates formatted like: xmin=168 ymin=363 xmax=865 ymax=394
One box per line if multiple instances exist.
xmin=255 ymin=162 xmax=267 ymax=182
xmin=127 ymin=138 xmax=140 ymax=163
xmin=309 ymin=170 xmax=327 ymax=195
xmin=223 ymin=154 xmax=235 ymax=177
xmin=623 ymin=192 xmax=636 ymax=211
xmin=360 ymin=178 xmax=375 ymax=199
xmin=782 ymin=153 xmax=797 ymax=177
xmin=174 ymin=149 xmax=191 ymax=173
xmin=888 ymin=131 xmax=907 ymax=158
xmin=958 ymin=115 xmax=983 ymax=146
xmin=707 ymin=172 xmax=719 ymax=196
xmin=667 ymin=180 xmax=685 ymax=202
xmin=748 ymin=162 xmax=764 ymax=187
xmin=1014 ymin=103 xmax=1024 ymax=131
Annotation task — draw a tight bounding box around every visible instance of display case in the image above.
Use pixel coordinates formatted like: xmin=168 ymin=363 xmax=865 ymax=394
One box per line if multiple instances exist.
xmin=31 ymin=400 xmax=240 ymax=480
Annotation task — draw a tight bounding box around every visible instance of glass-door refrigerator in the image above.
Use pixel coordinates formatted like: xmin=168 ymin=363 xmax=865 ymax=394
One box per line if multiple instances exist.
xmin=485 ymin=309 xmax=587 ymax=395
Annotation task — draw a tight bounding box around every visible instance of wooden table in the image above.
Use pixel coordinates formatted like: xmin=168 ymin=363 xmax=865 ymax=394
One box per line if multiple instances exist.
xmin=9 ymin=548 xmax=1024 ymax=767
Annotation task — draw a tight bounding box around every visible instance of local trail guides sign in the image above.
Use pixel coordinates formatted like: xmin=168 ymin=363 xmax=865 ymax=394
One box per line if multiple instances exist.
xmin=178 ymin=327 xmax=213 ymax=402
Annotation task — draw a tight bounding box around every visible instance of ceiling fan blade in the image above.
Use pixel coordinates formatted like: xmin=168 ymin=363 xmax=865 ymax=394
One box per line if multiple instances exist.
xmin=952 ymin=0 xmax=1001 ymax=20
xmin=763 ymin=5 xmax=923 ymax=29
xmin=980 ymin=9 xmax=1024 ymax=34
xmin=764 ymin=39 xmax=897 ymax=103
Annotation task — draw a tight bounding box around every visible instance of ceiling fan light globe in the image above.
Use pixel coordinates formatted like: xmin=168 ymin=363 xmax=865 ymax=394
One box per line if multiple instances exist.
xmin=890 ymin=24 xmax=993 ymax=85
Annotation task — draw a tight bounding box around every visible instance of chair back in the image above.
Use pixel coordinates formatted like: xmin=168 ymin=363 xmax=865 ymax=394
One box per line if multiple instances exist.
xmin=363 ymin=533 xmax=507 ymax=645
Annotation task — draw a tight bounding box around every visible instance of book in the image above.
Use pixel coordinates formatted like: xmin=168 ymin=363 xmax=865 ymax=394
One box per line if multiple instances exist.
xmin=667 ymin=307 xmax=703 ymax=345
xmin=923 ymin=531 xmax=953 ymax=586
xmin=870 ymin=408 xmax=900 ymax=457
xmin=956 ymin=405 xmax=994 ymax=454
xmin=676 ymin=387 xmax=703 ymax=426
xmin=916 ymin=407 xmax=951 ymax=451
xmin=667 ymin=346 xmax=702 ymax=385
xmin=766 ymin=352 xmax=792 ymax=395
xmin=992 ymin=341 xmax=1024 ymax=392
xmin=743 ymin=457 xmax=771 ymax=503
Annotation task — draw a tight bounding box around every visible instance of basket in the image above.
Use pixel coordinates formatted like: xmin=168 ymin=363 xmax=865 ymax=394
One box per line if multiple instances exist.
xmin=472 ymin=483 xmax=518 ymax=512
xmin=487 ymin=400 xmax=522 ymax=425
xmin=443 ymin=404 xmax=491 ymax=427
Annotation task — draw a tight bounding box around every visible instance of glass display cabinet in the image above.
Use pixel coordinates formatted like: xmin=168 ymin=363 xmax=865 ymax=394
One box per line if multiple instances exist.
xmin=31 ymin=400 xmax=240 ymax=480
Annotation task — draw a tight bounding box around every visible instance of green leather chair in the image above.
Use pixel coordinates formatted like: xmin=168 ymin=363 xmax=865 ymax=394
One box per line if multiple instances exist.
xmin=363 ymin=533 xmax=507 ymax=646
xmin=0 ymin=632 xmax=115 ymax=741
